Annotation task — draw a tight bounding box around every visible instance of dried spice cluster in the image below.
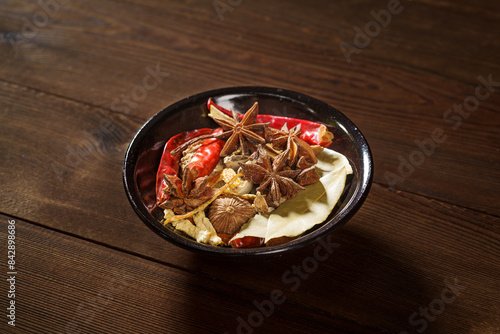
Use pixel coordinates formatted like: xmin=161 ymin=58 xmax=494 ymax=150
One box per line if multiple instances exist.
xmin=155 ymin=100 xmax=336 ymax=248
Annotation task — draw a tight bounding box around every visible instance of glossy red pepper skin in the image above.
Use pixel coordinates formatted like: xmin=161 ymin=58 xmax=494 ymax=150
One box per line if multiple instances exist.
xmin=229 ymin=236 xmax=266 ymax=248
xmin=187 ymin=128 xmax=225 ymax=179
xmin=155 ymin=128 xmax=214 ymax=205
xmin=207 ymin=98 xmax=333 ymax=147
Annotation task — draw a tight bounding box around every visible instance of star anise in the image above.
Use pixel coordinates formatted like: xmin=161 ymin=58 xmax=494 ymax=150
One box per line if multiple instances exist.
xmin=295 ymin=165 xmax=321 ymax=186
xmin=294 ymin=155 xmax=321 ymax=186
xmin=240 ymin=146 xmax=304 ymax=208
xmin=171 ymin=102 xmax=268 ymax=157
xmin=159 ymin=168 xmax=217 ymax=214
xmin=266 ymin=123 xmax=318 ymax=167
xmin=211 ymin=102 xmax=269 ymax=157
xmin=253 ymin=191 xmax=269 ymax=214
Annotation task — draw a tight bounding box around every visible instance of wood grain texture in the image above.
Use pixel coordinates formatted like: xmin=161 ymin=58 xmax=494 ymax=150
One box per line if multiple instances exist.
xmin=0 ymin=190 xmax=499 ymax=333
xmin=0 ymin=0 xmax=499 ymax=213
xmin=0 ymin=78 xmax=499 ymax=331
xmin=0 ymin=215 xmax=386 ymax=334
xmin=0 ymin=0 xmax=499 ymax=333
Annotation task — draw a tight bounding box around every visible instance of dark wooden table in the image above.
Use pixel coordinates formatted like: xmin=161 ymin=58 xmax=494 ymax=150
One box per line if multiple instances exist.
xmin=1 ymin=0 xmax=499 ymax=333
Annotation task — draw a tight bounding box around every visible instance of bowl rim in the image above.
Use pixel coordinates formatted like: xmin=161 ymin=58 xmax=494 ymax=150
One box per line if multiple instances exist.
xmin=123 ymin=86 xmax=373 ymax=258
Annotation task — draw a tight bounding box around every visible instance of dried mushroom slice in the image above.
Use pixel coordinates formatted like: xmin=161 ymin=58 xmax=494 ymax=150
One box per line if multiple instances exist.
xmin=208 ymin=195 xmax=255 ymax=235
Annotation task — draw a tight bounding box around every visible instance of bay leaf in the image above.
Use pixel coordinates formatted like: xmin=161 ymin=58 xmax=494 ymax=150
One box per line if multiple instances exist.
xmin=231 ymin=147 xmax=351 ymax=242
xmin=264 ymin=166 xmax=347 ymax=241
xmin=232 ymin=212 xmax=269 ymax=239
xmin=315 ymin=147 xmax=353 ymax=175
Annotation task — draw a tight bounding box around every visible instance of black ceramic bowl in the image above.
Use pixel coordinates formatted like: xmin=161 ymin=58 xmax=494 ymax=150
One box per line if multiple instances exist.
xmin=123 ymin=87 xmax=373 ymax=258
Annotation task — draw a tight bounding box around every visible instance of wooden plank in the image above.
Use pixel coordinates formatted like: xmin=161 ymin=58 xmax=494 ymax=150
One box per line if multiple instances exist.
xmin=0 ymin=0 xmax=499 ymax=213
xmin=1 ymin=215 xmax=385 ymax=334
xmin=1 ymin=190 xmax=499 ymax=333
xmin=0 ymin=77 xmax=499 ymax=331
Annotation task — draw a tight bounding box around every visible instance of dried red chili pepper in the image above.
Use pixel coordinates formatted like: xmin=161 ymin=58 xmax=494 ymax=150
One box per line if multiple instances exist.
xmin=155 ymin=128 xmax=214 ymax=205
xmin=207 ymin=98 xmax=334 ymax=147
xmin=229 ymin=236 xmax=266 ymax=248
xmin=187 ymin=128 xmax=225 ymax=180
